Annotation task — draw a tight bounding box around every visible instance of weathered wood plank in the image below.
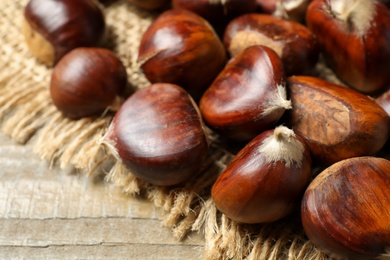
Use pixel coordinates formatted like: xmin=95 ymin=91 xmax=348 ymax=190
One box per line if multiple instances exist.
xmin=0 ymin=132 xmax=205 ymax=259
xmin=0 ymin=244 xmax=205 ymax=260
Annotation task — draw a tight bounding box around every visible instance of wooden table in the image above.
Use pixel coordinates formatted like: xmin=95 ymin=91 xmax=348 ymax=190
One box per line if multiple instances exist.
xmin=0 ymin=132 xmax=205 ymax=259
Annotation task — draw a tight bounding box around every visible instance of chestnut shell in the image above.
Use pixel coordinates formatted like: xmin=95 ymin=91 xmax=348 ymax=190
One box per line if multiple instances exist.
xmin=306 ymin=0 xmax=390 ymax=94
xmin=50 ymin=47 xmax=127 ymax=119
xmin=103 ymin=83 xmax=209 ymax=186
xmin=301 ymin=157 xmax=390 ymax=259
xmin=24 ymin=0 xmax=105 ymax=65
xmin=138 ymin=9 xmax=227 ymax=101
xmin=212 ymin=126 xmax=312 ymax=224
xmin=200 ymin=45 xmax=290 ymax=142
xmin=223 ymin=14 xmax=319 ymax=76
xmin=288 ymin=76 xmax=390 ymax=165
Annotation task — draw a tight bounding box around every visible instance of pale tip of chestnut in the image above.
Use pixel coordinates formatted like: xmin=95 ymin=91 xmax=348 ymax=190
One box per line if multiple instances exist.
xmin=107 ymin=96 xmax=125 ymax=112
xmin=21 ymin=18 xmax=55 ymax=66
xmin=258 ymin=125 xmax=305 ymax=168
xmin=229 ymin=31 xmax=284 ymax=58
xmin=273 ymin=0 xmax=309 ymax=21
xmin=100 ymin=122 xmax=120 ymax=162
xmin=262 ymin=84 xmax=292 ymax=117
xmin=329 ymin=0 xmax=375 ymax=36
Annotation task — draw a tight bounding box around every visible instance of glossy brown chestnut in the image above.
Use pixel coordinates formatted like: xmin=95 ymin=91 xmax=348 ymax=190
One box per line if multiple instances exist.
xmin=126 ymin=0 xmax=170 ymax=10
xmin=224 ymin=14 xmax=319 ymax=76
xmin=23 ymin=0 xmax=105 ymax=66
xmin=256 ymin=0 xmax=310 ymax=23
xmin=199 ymin=45 xmax=291 ymax=142
xmin=301 ymin=156 xmax=390 ymax=259
xmin=102 ymin=83 xmax=209 ymax=186
xmin=50 ymin=47 xmax=127 ymax=119
xmin=172 ymin=0 xmax=257 ymax=27
xmin=288 ymin=76 xmax=390 ymax=165
xmin=138 ymin=9 xmax=227 ymax=101
xmin=306 ymin=0 xmax=390 ymax=94
xmin=212 ymin=126 xmax=312 ymax=224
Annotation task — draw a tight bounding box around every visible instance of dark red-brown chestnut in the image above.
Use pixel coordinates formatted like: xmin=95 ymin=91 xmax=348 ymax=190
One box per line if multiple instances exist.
xmin=101 ymin=83 xmax=209 ymax=186
xmin=301 ymin=157 xmax=390 ymax=259
xmin=172 ymin=0 xmax=257 ymax=27
xmin=224 ymin=14 xmax=319 ymax=76
xmin=126 ymin=0 xmax=170 ymax=10
xmin=212 ymin=126 xmax=312 ymax=224
xmin=22 ymin=0 xmax=105 ymax=66
xmin=200 ymin=45 xmax=291 ymax=142
xmin=306 ymin=0 xmax=390 ymax=94
xmin=256 ymin=0 xmax=311 ymax=23
xmin=50 ymin=47 xmax=127 ymax=119
xmin=288 ymin=76 xmax=390 ymax=165
xmin=138 ymin=9 xmax=227 ymax=101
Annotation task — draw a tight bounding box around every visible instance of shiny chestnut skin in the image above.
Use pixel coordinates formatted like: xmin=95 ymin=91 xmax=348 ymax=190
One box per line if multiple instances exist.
xmin=306 ymin=0 xmax=390 ymax=94
xmin=301 ymin=157 xmax=390 ymax=259
xmin=102 ymin=83 xmax=209 ymax=186
xmin=224 ymin=14 xmax=319 ymax=76
xmin=212 ymin=126 xmax=312 ymax=224
xmin=126 ymin=0 xmax=170 ymax=10
xmin=23 ymin=0 xmax=105 ymax=66
xmin=288 ymin=76 xmax=390 ymax=166
xmin=138 ymin=9 xmax=227 ymax=101
xmin=172 ymin=0 xmax=257 ymax=27
xmin=50 ymin=47 xmax=127 ymax=119
xmin=200 ymin=45 xmax=291 ymax=142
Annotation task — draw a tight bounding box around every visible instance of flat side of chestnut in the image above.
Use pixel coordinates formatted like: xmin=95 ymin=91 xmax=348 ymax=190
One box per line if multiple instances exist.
xmin=301 ymin=157 xmax=390 ymax=259
xmin=102 ymin=83 xmax=208 ymax=186
xmin=138 ymin=9 xmax=227 ymax=101
xmin=212 ymin=126 xmax=312 ymax=224
xmin=24 ymin=0 xmax=105 ymax=65
xmin=223 ymin=14 xmax=319 ymax=76
xmin=50 ymin=47 xmax=128 ymax=119
xmin=200 ymin=45 xmax=291 ymax=142
xmin=306 ymin=0 xmax=390 ymax=94
xmin=288 ymin=76 xmax=390 ymax=165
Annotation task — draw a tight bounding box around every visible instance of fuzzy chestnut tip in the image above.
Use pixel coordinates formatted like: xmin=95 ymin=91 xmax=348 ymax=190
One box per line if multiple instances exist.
xmin=259 ymin=125 xmax=305 ymax=168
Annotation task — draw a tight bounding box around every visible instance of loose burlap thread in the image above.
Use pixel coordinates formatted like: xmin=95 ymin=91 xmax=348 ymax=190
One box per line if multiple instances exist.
xmin=0 ymin=0 xmax=334 ymax=259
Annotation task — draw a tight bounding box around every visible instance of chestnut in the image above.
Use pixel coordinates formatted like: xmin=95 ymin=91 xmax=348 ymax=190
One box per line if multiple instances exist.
xmin=138 ymin=9 xmax=227 ymax=101
xmin=50 ymin=47 xmax=127 ymax=119
xmin=288 ymin=76 xmax=390 ymax=165
xmin=22 ymin=0 xmax=105 ymax=66
xmin=212 ymin=126 xmax=312 ymax=224
xmin=223 ymin=14 xmax=319 ymax=76
xmin=125 ymin=0 xmax=170 ymax=11
xmin=256 ymin=0 xmax=310 ymax=23
xmin=171 ymin=0 xmax=257 ymax=27
xmin=306 ymin=0 xmax=390 ymax=94
xmin=199 ymin=45 xmax=291 ymax=142
xmin=101 ymin=83 xmax=209 ymax=186
xmin=301 ymin=156 xmax=390 ymax=259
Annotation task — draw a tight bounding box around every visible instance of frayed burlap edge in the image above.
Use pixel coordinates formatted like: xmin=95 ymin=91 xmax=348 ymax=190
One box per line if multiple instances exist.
xmin=0 ymin=1 xmax=340 ymax=259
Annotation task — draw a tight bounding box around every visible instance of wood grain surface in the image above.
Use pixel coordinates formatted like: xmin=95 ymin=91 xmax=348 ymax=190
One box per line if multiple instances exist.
xmin=0 ymin=132 xmax=205 ymax=259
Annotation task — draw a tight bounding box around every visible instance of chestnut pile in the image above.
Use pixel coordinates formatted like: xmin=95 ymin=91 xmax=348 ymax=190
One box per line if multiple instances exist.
xmin=22 ymin=0 xmax=390 ymax=259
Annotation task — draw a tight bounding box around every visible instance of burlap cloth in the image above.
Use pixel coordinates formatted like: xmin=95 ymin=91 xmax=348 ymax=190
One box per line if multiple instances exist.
xmin=0 ymin=0 xmax=336 ymax=259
